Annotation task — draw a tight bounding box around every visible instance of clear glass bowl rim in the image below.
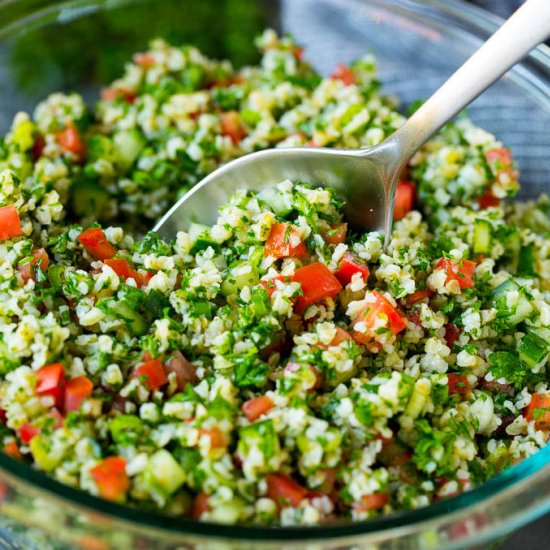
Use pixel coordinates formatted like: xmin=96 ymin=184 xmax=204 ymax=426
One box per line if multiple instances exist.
xmin=0 ymin=0 xmax=549 ymax=544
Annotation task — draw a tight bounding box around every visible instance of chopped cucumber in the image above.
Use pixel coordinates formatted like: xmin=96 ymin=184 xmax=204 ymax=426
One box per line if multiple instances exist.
xmin=30 ymin=434 xmax=62 ymax=471
xmin=257 ymin=187 xmax=293 ymax=217
xmin=71 ymin=181 xmax=110 ymax=219
xmin=188 ymin=222 xmax=218 ymax=253
xmin=109 ymin=415 xmax=143 ymax=444
xmin=113 ymin=129 xmax=145 ymax=169
xmin=473 ymin=219 xmax=492 ymax=255
xmin=492 ymin=279 xmax=533 ymax=326
xmin=99 ymin=299 xmax=148 ymax=336
xmin=503 ymin=230 xmax=521 ymax=272
xmin=146 ymin=449 xmax=186 ymax=496
xmin=221 ymin=263 xmax=259 ymax=297
xmin=517 ymin=244 xmax=536 ymax=277
xmin=48 ymin=265 xmax=65 ymax=289
xmin=208 ymin=497 xmax=247 ymax=524
xmin=519 ymin=332 xmax=549 ymax=367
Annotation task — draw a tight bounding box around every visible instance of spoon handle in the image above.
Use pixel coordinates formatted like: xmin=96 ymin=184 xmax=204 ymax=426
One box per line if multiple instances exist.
xmin=385 ymin=0 xmax=550 ymax=167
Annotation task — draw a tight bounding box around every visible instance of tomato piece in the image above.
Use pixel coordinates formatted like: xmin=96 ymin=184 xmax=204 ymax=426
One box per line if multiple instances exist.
xmin=378 ymin=439 xmax=412 ymax=468
xmin=266 ymin=473 xmax=309 ymax=508
xmin=220 ymin=111 xmax=247 ymax=144
xmin=352 ymin=291 xmax=407 ymax=345
xmin=292 ymin=262 xmax=342 ymax=312
xmin=100 ymin=87 xmax=136 ymax=104
xmin=485 ymin=147 xmax=515 ymax=183
xmin=242 ymin=395 xmax=274 ymax=422
xmin=447 ymin=373 xmax=471 ymax=397
xmin=3 ymin=440 xmax=22 ymax=460
xmin=198 ymin=427 xmax=228 ymax=449
xmin=35 ymin=362 xmax=65 ymax=409
xmin=317 ymin=467 xmax=339 ymax=495
xmin=352 ymin=493 xmax=389 ymax=513
xmin=18 ymin=248 xmax=49 ymax=283
xmin=134 ymin=359 xmax=168 ymax=391
xmin=103 ymin=258 xmax=146 ymax=286
xmin=56 ymin=122 xmax=85 ymax=160
xmin=435 ymin=258 xmax=476 ymax=290
xmin=323 ymin=223 xmax=348 ymax=245
xmin=405 ymin=289 xmax=433 ymax=306
xmin=331 ymin=63 xmax=356 ymax=85
xmin=0 ymin=408 xmax=6 ymax=424
xmin=0 ymin=206 xmax=23 ymax=241
xmin=293 ymin=46 xmax=304 ymax=61
xmin=32 ymin=135 xmax=45 ymax=161
xmin=334 ymin=253 xmax=370 ymax=286
xmin=524 ymin=394 xmax=550 ymax=430
xmin=77 ymin=228 xmax=117 ymax=260
xmin=133 ymin=52 xmax=155 ymax=67
xmin=283 ymin=362 xmax=322 ymax=391
xmin=393 ymin=180 xmax=416 ymax=221
xmin=318 ymin=327 xmax=353 ymax=350
xmin=444 ymin=323 xmax=462 ymax=349
xmin=64 ymin=376 xmax=94 ymax=412
xmin=261 ymin=276 xmax=286 ymax=298
xmin=190 ymin=492 xmax=210 ymax=519
xmin=19 ymin=423 xmax=40 ymax=444
xmin=477 ymin=189 xmax=500 ymax=209
xmin=18 ymin=409 xmax=63 ymax=443
xmin=264 ymin=223 xmax=307 ymax=259
xmin=91 ymin=456 xmax=130 ymax=502
xmin=164 ymin=350 xmax=197 ymax=391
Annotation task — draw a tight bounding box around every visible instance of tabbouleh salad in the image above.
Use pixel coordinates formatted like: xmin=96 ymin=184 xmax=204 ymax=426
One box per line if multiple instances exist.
xmin=0 ymin=30 xmax=550 ymax=526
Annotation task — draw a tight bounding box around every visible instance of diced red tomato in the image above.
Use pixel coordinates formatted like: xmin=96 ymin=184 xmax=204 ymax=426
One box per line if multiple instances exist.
xmin=393 ymin=180 xmax=416 ymax=221
xmin=0 ymin=206 xmax=23 ymax=241
xmin=198 ymin=427 xmax=228 ymax=449
xmin=220 ymin=111 xmax=247 ymax=144
xmin=292 ymin=262 xmax=342 ymax=312
xmin=134 ymin=359 xmax=168 ymax=391
xmin=524 ymin=394 xmax=550 ymax=430
xmin=18 ymin=409 xmax=64 ymax=443
xmin=56 ymin=122 xmax=85 ymax=160
xmin=133 ymin=52 xmax=155 ymax=67
xmin=284 ymin=362 xmax=322 ymax=391
xmin=352 ymin=493 xmax=389 ymax=513
xmin=331 ymin=64 xmax=356 ymax=85
xmin=35 ymin=362 xmax=65 ymax=409
xmin=477 ymin=189 xmax=500 ymax=209
xmin=64 ymin=376 xmax=94 ymax=413
xmin=261 ymin=276 xmax=285 ymax=298
xmin=352 ymin=291 xmax=407 ymax=345
xmin=100 ymin=87 xmax=136 ymax=104
xmin=334 ymin=253 xmax=370 ymax=286
xmin=103 ymin=258 xmax=147 ymax=286
xmin=264 ymin=223 xmax=307 ymax=259
xmin=90 ymin=456 xmax=130 ymax=502
xmin=405 ymin=289 xmax=433 ymax=306
xmin=242 ymin=395 xmax=274 ymax=422
xmin=164 ymin=350 xmax=197 ymax=391
xmin=435 ymin=258 xmax=476 ymax=290
xmin=3 ymin=440 xmax=22 ymax=460
xmin=444 ymin=323 xmax=462 ymax=349
xmin=292 ymin=46 xmax=304 ymax=61
xmin=378 ymin=439 xmax=412 ymax=467
xmin=447 ymin=373 xmax=471 ymax=397
xmin=485 ymin=147 xmax=516 ymax=183
xmin=18 ymin=248 xmax=49 ymax=283
xmin=190 ymin=492 xmax=210 ymax=518
xmin=0 ymin=408 xmax=6 ymax=424
xmin=266 ymin=473 xmax=309 ymax=508
xmin=318 ymin=327 xmax=353 ymax=350
xmin=19 ymin=423 xmax=40 ymax=444
xmin=77 ymin=228 xmax=117 ymax=260
xmin=323 ymin=223 xmax=348 ymax=245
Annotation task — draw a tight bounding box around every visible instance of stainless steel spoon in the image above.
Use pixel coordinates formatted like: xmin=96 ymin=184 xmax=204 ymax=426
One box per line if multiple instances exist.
xmin=155 ymin=0 xmax=550 ymax=242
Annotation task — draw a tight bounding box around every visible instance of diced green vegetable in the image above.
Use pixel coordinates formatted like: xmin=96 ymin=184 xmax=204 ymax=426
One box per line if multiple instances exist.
xmin=517 ymin=244 xmax=536 ymax=277
xmin=113 ymin=129 xmax=145 ymax=169
xmin=188 ymin=223 xmax=218 ymax=253
xmin=257 ymin=187 xmax=293 ymax=217
xmin=519 ymin=332 xmax=549 ymax=367
xmin=71 ymin=181 xmax=110 ymax=218
xmin=146 ymin=449 xmax=186 ymax=496
xmin=473 ymin=219 xmax=492 ymax=255
xmin=492 ymin=279 xmax=533 ymax=326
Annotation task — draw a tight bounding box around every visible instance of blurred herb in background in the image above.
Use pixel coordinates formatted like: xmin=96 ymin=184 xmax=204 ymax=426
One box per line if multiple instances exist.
xmin=10 ymin=0 xmax=278 ymax=97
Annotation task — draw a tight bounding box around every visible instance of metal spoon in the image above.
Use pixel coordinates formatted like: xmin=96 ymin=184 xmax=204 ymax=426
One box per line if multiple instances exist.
xmin=155 ymin=0 xmax=550 ymax=242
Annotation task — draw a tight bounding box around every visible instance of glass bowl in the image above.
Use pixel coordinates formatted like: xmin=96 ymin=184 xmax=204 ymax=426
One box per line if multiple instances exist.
xmin=0 ymin=0 xmax=549 ymax=548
